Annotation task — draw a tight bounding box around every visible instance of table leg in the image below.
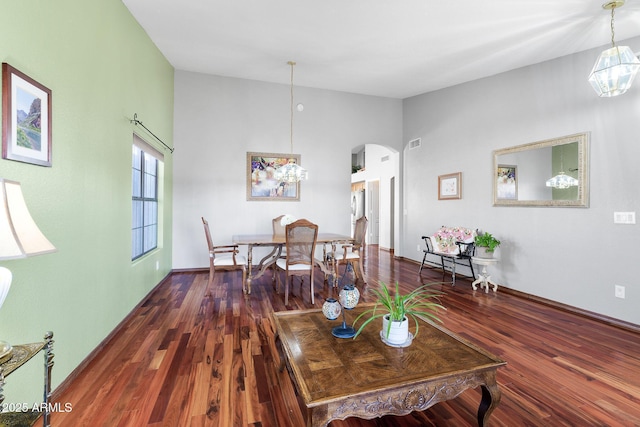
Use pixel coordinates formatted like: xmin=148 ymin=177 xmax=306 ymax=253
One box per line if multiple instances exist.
xmin=245 ymin=244 xmax=253 ymax=294
xmin=487 ymin=278 xmax=499 ymax=292
xmin=471 ymin=265 xmax=488 ymax=291
xmin=331 ymin=241 xmax=338 ymax=288
xmin=478 ymin=380 xmax=501 ymax=427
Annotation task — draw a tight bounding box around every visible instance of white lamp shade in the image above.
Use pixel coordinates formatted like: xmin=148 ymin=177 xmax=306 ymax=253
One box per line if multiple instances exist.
xmin=0 ymin=179 xmax=57 ymax=260
xmin=589 ymin=46 xmax=640 ymax=97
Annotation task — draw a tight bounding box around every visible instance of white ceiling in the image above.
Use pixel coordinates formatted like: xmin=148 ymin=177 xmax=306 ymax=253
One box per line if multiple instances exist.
xmin=122 ymin=0 xmax=640 ymax=99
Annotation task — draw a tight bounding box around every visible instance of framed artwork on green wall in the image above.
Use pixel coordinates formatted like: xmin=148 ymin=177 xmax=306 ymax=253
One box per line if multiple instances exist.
xmin=2 ymin=63 xmax=52 ymax=167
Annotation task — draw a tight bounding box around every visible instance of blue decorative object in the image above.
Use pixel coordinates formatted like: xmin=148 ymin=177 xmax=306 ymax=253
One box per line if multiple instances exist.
xmin=330 ymin=263 xmax=360 ymax=339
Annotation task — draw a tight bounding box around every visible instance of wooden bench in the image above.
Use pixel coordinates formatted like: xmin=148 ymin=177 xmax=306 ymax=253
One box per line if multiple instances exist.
xmin=419 ymin=226 xmax=477 ymax=285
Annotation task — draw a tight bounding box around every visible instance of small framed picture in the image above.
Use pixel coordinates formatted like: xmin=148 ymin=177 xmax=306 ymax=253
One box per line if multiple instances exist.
xmin=2 ymin=63 xmax=52 ymax=167
xmin=496 ymin=165 xmax=517 ymax=200
xmin=438 ymin=172 xmax=461 ymax=200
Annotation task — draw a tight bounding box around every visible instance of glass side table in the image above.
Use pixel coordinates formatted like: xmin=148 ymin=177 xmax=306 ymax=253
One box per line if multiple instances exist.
xmin=471 ymin=257 xmax=500 ymax=293
xmin=0 ymin=331 xmax=54 ymax=427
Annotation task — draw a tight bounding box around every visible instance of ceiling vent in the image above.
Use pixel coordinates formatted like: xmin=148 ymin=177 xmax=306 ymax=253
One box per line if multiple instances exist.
xmin=409 ymin=138 xmax=421 ymax=150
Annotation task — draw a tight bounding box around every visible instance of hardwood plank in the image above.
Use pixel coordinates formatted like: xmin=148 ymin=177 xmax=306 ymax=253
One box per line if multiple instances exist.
xmin=49 ymin=246 xmax=640 ymax=426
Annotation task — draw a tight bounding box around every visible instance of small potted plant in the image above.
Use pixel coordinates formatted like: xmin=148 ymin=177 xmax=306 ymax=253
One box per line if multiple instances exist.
xmin=352 ymin=281 xmax=445 ymax=347
xmin=474 ymin=231 xmax=501 ymax=258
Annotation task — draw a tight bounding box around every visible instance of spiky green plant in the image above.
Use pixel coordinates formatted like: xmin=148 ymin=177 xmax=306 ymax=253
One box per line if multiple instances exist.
xmin=352 ymin=281 xmax=445 ymax=340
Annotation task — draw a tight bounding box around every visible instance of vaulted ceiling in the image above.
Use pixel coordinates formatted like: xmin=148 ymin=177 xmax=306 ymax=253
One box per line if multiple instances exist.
xmin=123 ymin=0 xmax=640 ymax=98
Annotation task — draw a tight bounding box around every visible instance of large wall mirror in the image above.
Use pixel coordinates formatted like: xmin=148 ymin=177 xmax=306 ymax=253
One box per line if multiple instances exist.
xmin=493 ymin=132 xmax=589 ymax=207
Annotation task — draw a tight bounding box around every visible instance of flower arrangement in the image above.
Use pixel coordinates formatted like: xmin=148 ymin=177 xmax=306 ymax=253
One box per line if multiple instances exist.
xmin=280 ymin=214 xmax=297 ymax=226
xmin=432 ymin=226 xmax=475 ymax=253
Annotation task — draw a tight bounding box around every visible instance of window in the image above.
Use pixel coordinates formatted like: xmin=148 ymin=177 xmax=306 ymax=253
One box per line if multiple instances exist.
xmin=132 ymin=136 xmax=161 ymax=260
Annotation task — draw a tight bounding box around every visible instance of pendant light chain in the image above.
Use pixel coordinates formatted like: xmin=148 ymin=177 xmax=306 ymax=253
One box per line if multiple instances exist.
xmin=289 ymin=61 xmax=295 ymax=155
xmin=610 ymin=6 xmax=616 ymax=48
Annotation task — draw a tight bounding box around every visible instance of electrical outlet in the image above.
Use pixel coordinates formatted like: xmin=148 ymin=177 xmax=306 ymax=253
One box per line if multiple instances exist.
xmin=417 ymin=244 xmax=421 ymax=252
xmin=615 ymin=285 xmax=625 ymax=299
xmin=156 ymin=261 xmax=160 ymax=271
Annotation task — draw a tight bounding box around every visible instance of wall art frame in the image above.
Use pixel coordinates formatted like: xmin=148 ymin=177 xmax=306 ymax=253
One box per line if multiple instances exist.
xmin=438 ymin=172 xmax=462 ymax=200
xmin=247 ymin=152 xmax=300 ymax=201
xmin=2 ymin=63 xmax=52 ymax=167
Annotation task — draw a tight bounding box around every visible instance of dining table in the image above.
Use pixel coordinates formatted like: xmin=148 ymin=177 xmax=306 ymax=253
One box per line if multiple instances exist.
xmin=232 ymin=233 xmax=353 ymax=294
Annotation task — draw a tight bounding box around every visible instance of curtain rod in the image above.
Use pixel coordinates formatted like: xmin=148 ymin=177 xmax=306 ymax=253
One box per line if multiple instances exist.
xmin=130 ymin=113 xmax=174 ymax=153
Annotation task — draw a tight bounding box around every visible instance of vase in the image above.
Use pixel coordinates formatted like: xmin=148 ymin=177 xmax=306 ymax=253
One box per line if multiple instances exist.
xmin=381 ymin=314 xmax=410 ymax=346
xmin=476 ymin=247 xmax=494 ymax=259
xmin=322 ymin=298 xmax=341 ymax=320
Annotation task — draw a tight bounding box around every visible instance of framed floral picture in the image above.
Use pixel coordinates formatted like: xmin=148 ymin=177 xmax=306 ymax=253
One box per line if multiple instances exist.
xmin=496 ymin=165 xmax=517 ymax=200
xmin=438 ymin=172 xmax=461 ymax=200
xmin=247 ymin=152 xmax=300 ymax=201
xmin=2 ymin=63 xmax=52 ymax=167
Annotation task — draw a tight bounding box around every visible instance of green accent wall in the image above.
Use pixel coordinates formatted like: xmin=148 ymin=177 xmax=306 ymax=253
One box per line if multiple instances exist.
xmin=0 ymin=0 xmax=174 ymax=403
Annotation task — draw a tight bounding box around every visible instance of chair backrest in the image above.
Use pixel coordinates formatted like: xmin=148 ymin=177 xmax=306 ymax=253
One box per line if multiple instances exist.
xmin=202 ymin=217 xmax=214 ymax=253
xmin=272 ymin=215 xmax=286 ymax=237
xmin=285 ymin=219 xmax=318 ymax=267
xmin=353 ymin=216 xmax=368 ymax=249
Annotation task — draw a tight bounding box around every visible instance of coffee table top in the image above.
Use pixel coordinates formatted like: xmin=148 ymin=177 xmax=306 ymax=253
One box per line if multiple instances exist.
xmin=272 ymin=305 xmax=506 ymax=407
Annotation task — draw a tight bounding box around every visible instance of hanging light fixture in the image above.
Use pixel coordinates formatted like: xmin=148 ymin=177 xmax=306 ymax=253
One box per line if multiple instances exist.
xmin=274 ymin=61 xmax=308 ymax=183
xmin=589 ymin=0 xmax=640 ymax=97
xmin=546 ymin=146 xmax=579 ymax=189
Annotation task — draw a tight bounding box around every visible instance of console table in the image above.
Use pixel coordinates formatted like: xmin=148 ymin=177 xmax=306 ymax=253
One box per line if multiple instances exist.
xmin=273 ymin=307 xmax=505 ymax=427
xmin=0 ymin=332 xmax=54 ymax=427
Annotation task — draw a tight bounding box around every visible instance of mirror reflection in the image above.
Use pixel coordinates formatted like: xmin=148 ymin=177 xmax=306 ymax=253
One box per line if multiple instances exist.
xmin=493 ymin=132 xmax=589 ymax=207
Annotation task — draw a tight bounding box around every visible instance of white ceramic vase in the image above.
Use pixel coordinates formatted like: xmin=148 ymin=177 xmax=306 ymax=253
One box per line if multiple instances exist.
xmin=381 ymin=314 xmax=409 ymax=345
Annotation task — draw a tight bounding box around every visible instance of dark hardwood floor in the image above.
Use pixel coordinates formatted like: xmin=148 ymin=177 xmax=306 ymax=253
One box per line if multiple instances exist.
xmin=51 ymin=246 xmax=640 ymax=426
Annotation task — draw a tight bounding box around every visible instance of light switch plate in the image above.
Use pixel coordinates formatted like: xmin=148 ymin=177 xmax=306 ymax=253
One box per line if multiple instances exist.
xmin=614 ymin=212 xmax=636 ymax=224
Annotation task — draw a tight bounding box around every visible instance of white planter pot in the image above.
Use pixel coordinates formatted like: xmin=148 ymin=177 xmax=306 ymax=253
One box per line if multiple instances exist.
xmin=475 ymin=247 xmax=494 ymax=259
xmin=381 ymin=314 xmax=409 ymax=345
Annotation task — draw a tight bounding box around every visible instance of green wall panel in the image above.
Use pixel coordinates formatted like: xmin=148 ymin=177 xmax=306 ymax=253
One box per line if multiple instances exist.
xmin=0 ymin=0 xmax=174 ymax=403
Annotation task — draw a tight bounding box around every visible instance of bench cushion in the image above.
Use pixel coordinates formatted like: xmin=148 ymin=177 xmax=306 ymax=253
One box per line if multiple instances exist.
xmin=431 ymin=226 xmax=475 ymax=254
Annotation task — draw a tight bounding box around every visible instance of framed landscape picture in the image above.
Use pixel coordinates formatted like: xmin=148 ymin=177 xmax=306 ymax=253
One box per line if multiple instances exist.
xmin=2 ymin=63 xmax=52 ymax=167
xmin=438 ymin=172 xmax=461 ymax=200
xmin=247 ymin=152 xmax=300 ymax=201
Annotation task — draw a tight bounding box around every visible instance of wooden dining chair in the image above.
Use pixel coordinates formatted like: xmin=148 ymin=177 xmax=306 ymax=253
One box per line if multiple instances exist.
xmin=270 ymin=215 xmax=288 ymax=283
xmin=202 ymin=217 xmax=247 ymax=291
xmin=275 ymin=219 xmax=318 ymax=305
xmin=335 ymin=216 xmax=368 ymax=284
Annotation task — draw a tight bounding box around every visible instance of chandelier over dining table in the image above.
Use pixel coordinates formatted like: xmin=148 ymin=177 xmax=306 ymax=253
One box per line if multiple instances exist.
xmin=274 ymin=61 xmax=308 ymax=183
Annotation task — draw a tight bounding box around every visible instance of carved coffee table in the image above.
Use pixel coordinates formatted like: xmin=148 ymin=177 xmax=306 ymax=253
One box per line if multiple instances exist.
xmin=273 ymin=306 xmax=506 ymax=427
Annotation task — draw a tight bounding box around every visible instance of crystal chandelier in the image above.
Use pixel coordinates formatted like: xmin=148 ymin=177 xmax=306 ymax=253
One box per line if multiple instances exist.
xmin=274 ymin=61 xmax=308 ymax=183
xmin=588 ymin=0 xmax=640 ymax=97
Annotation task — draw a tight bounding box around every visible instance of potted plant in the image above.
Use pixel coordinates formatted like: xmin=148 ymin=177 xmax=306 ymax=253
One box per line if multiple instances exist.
xmin=474 ymin=231 xmax=501 ymax=258
xmin=352 ymin=281 xmax=445 ymax=346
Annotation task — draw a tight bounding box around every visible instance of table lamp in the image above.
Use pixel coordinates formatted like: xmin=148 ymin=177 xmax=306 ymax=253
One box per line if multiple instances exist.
xmin=0 ymin=179 xmax=57 ymax=363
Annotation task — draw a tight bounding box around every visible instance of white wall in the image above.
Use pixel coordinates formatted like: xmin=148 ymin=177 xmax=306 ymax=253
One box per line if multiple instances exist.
xmin=172 ymin=72 xmax=402 ymax=269
xmin=403 ymin=36 xmax=640 ymax=325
